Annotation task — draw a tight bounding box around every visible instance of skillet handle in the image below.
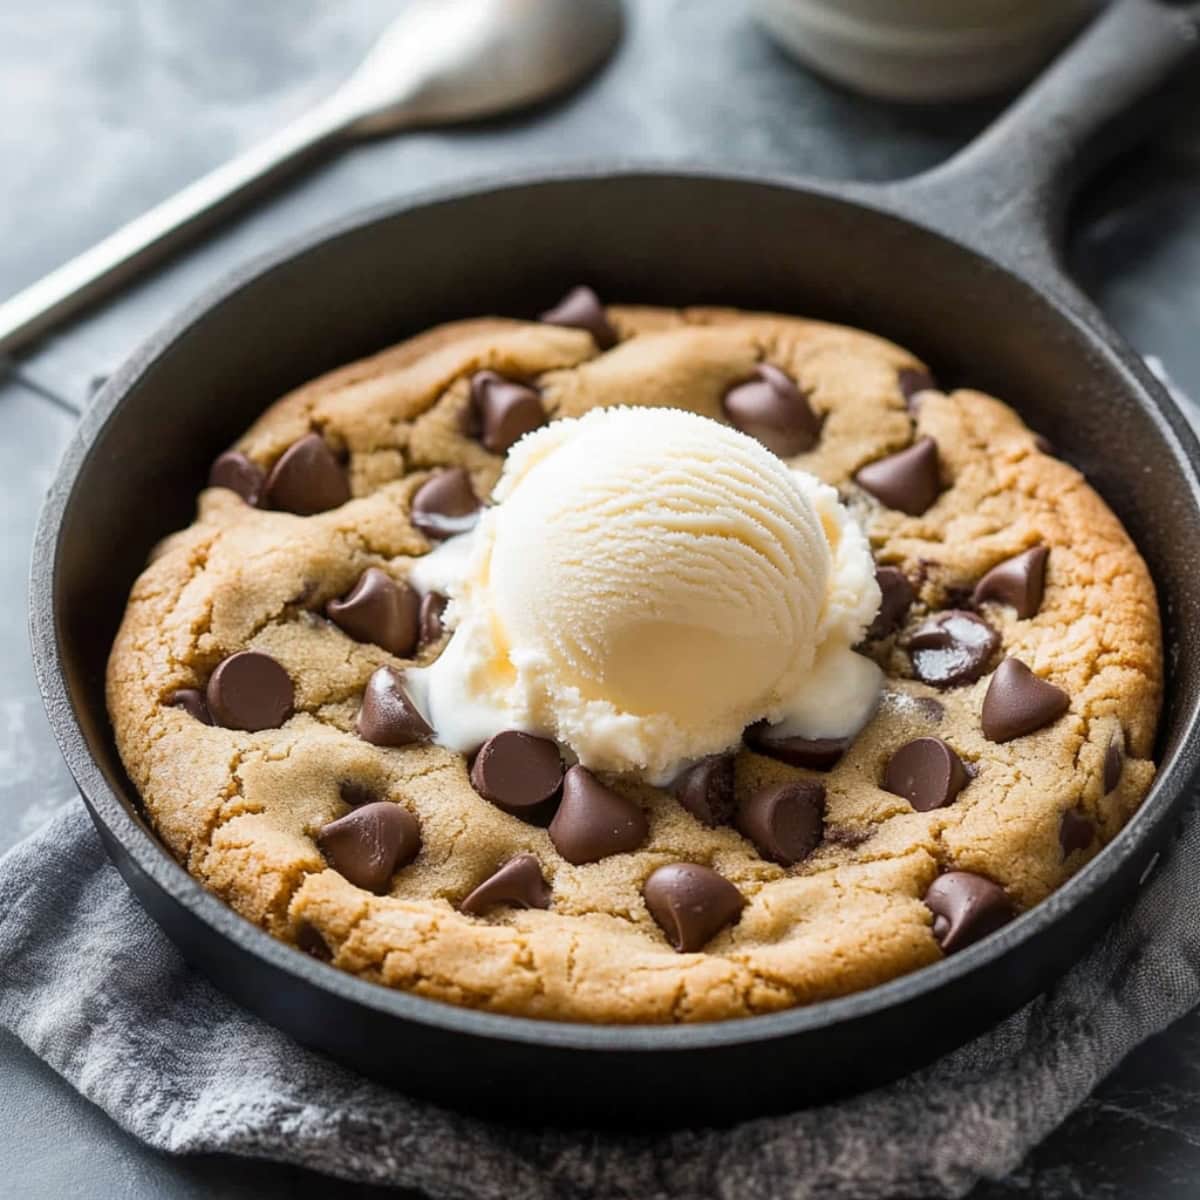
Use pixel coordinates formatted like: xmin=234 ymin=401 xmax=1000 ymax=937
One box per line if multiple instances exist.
xmin=867 ymin=0 xmax=1200 ymax=309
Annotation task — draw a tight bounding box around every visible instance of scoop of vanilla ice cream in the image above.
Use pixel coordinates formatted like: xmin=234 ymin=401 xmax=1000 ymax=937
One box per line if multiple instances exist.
xmin=408 ymin=407 xmax=881 ymax=782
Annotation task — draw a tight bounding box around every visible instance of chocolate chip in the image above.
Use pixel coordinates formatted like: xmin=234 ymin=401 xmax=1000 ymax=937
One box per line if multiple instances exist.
xmin=722 ymin=364 xmax=820 ymax=457
xmin=326 ymin=568 xmax=419 ymax=657
xmin=736 ymin=780 xmax=825 ymax=866
xmin=1059 ymin=808 xmax=1095 ymax=858
xmin=548 ymin=766 xmax=648 ymax=865
xmin=316 ymin=801 xmax=420 ymax=893
xmin=883 ymin=737 xmax=969 ymax=812
xmin=461 ymin=854 xmax=552 ymax=915
xmin=924 ymin=871 xmax=1014 ymax=953
xmin=981 ymin=657 xmax=1069 ymax=743
xmin=356 ymin=666 xmax=432 ymax=746
xmin=410 ymin=468 xmax=482 ymax=540
xmin=673 ymin=755 xmax=736 ymax=827
xmin=296 ymin=922 xmax=333 ymax=962
xmin=898 ymin=367 xmax=937 ymax=407
xmin=908 ymin=610 xmax=999 ymax=688
xmin=855 ymin=437 xmax=941 ymax=515
xmin=942 ymin=583 xmax=975 ymax=610
xmin=205 ymin=651 xmax=294 ymax=732
xmin=339 ymin=780 xmax=378 ymax=807
xmin=973 ymin=546 xmax=1049 ymax=620
xmin=539 ymin=285 xmax=618 ymax=350
xmin=466 ymin=371 xmax=545 ymax=454
xmin=167 ymin=688 xmax=211 ymax=724
xmin=419 ymin=592 xmax=448 ymax=646
xmin=1034 ymin=434 xmax=1057 ymax=456
xmin=263 ymin=433 xmax=350 ymax=515
xmin=643 ymin=864 xmax=745 ymax=952
xmin=867 ymin=566 xmax=914 ymax=639
xmin=744 ymin=723 xmax=849 ymax=770
xmin=470 ymin=731 xmax=564 ymax=812
xmin=1104 ymin=727 xmax=1125 ymax=793
xmin=209 ymin=450 xmax=265 ymax=506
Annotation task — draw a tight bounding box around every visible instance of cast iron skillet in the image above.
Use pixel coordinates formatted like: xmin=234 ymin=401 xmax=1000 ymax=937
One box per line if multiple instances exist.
xmin=29 ymin=0 xmax=1200 ymax=1125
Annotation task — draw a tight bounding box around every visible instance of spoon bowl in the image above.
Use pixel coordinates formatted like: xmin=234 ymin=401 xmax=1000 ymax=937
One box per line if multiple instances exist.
xmin=341 ymin=0 xmax=625 ymax=134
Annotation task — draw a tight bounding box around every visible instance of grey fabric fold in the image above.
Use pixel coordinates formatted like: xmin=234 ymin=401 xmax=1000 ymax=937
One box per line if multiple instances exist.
xmin=1 ymin=798 xmax=1197 ymax=1199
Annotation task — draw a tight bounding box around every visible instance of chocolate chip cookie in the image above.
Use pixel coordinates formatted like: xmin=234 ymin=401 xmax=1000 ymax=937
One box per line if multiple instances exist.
xmin=107 ymin=292 xmax=1161 ymax=1023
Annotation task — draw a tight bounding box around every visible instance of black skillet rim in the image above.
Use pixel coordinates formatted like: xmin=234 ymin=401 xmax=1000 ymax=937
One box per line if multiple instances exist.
xmin=29 ymin=163 xmax=1200 ymax=1056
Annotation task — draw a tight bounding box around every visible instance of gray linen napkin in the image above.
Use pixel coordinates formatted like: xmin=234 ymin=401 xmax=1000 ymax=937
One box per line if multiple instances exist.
xmin=1 ymin=798 xmax=1197 ymax=1199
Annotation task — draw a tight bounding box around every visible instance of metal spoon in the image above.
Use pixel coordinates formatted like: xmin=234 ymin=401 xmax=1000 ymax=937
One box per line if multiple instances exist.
xmin=0 ymin=0 xmax=623 ymax=358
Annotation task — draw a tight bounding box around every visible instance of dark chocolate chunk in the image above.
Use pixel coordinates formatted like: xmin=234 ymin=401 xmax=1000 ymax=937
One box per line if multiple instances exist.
xmin=908 ymin=610 xmax=999 ymax=688
xmin=897 ymin=367 xmax=937 ymax=407
xmin=855 ymin=436 xmax=941 ymax=515
xmin=419 ymin=591 xmax=448 ymax=646
xmin=339 ymin=780 xmax=378 ymax=808
xmin=296 ymin=922 xmax=333 ymax=962
xmin=941 ymin=582 xmax=974 ymax=610
xmin=1059 ymin=808 xmax=1096 ymax=858
xmin=1034 ymin=434 xmax=1057 ymax=456
xmin=721 ymin=364 xmax=821 ymax=457
xmin=736 ymin=780 xmax=825 ymax=866
xmin=410 ymin=468 xmax=482 ymax=540
xmin=981 ymin=657 xmax=1069 ymax=743
xmin=263 ymin=433 xmax=350 ymax=515
xmin=867 ymin=566 xmax=915 ymax=639
xmin=470 ymin=730 xmax=564 ymax=812
xmin=548 ymin=766 xmax=648 ymax=865
xmin=356 ymin=666 xmax=432 ymax=747
xmin=643 ymin=863 xmax=745 ymax=952
xmin=326 ymin=567 xmax=419 ymax=657
xmin=461 ymin=854 xmax=552 ymax=916
xmin=209 ymin=450 xmax=266 ymax=506
xmin=1104 ymin=727 xmax=1125 ymax=793
xmin=924 ymin=871 xmax=1014 ymax=954
xmin=744 ymin=723 xmax=849 ymax=771
xmin=673 ymin=755 xmax=736 ymax=827
xmin=883 ymin=737 xmax=970 ymax=812
xmin=972 ymin=546 xmax=1049 ymax=620
xmin=467 ymin=370 xmax=545 ymax=454
xmin=316 ymin=801 xmax=420 ymax=894
xmin=167 ymin=688 xmax=211 ymax=724
xmin=205 ymin=651 xmax=294 ymax=732
xmin=539 ymin=285 xmax=618 ymax=350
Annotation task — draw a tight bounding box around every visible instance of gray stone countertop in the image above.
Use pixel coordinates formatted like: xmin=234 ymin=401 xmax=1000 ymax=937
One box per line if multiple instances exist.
xmin=2 ymin=2 xmax=1200 ymax=1195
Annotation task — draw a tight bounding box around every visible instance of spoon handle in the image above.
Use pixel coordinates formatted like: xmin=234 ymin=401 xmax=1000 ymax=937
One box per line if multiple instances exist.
xmin=0 ymin=100 xmax=349 ymax=359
